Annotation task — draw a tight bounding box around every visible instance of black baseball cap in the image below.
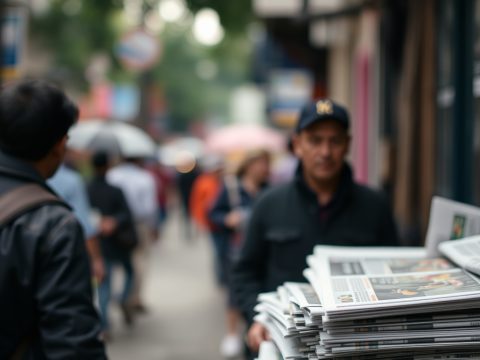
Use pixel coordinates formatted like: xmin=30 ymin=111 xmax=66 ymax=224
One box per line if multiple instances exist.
xmin=295 ymin=99 xmax=349 ymax=133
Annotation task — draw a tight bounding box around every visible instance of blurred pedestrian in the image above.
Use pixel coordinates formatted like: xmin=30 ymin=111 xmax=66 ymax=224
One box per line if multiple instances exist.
xmin=0 ymin=80 xmax=106 ymax=358
xmin=176 ymin=154 xmax=200 ymax=241
xmin=107 ymin=156 xmax=158 ymax=313
xmin=145 ymin=159 xmax=174 ymax=231
xmin=209 ymin=149 xmax=271 ymax=358
xmin=48 ymin=157 xmax=105 ymax=284
xmin=231 ymin=99 xmax=399 ymax=355
xmin=189 ymin=155 xmax=225 ymax=281
xmin=88 ymin=151 xmax=139 ymax=340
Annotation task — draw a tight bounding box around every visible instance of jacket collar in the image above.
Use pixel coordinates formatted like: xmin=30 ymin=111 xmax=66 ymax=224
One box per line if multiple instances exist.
xmin=294 ymin=162 xmax=354 ymax=211
xmin=0 ymin=151 xmax=53 ymax=190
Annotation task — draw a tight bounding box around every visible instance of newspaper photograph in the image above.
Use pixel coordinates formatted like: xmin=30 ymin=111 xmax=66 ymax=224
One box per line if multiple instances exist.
xmin=424 ymin=196 xmax=480 ymax=256
xmin=439 ymin=235 xmax=480 ymax=276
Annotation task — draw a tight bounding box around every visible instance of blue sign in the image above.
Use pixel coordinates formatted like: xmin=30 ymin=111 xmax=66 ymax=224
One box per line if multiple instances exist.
xmin=1 ymin=7 xmax=26 ymax=78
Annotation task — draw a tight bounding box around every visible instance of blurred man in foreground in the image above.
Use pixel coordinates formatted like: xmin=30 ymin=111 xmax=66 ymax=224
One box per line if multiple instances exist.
xmin=0 ymin=80 xmax=106 ymax=359
xmin=231 ymin=99 xmax=399 ymax=354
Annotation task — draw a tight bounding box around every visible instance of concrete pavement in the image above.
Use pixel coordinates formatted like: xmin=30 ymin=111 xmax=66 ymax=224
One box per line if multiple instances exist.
xmin=105 ymin=210 xmax=239 ymax=360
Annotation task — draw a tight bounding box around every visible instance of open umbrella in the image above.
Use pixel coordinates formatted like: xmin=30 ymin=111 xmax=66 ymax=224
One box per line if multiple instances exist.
xmin=158 ymin=137 xmax=205 ymax=167
xmin=68 ymin=119 xmax=157 ymax=158
xmin=205 ymin=123 xmax=286 ymax=154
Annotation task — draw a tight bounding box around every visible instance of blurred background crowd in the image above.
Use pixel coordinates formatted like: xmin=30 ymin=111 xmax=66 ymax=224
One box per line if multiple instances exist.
xmin=2 ymin=0 xmax=480 ymax=359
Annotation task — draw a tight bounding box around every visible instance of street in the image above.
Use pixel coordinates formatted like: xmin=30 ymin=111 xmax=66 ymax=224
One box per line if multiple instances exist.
xmin=105 ymin=209 xmax=233 ymax=360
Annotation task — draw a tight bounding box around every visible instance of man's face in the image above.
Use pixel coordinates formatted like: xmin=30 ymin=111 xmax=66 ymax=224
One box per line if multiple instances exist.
xmin=293 ymin=120 xmax=350 ymax=183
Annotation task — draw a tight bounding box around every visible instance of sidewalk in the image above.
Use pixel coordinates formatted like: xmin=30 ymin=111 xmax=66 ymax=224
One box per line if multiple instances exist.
xmin=105 ymin=209 xmax=231 ymax=360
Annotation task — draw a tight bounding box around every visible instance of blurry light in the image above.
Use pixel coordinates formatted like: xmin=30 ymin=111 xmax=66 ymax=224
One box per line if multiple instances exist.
xmin=196 ymin=60 xmax=218 ymax=80
xmin=192 ymin=8 xmax=224 ymax=46
xmin=31 ymin=0 xmax=50 ymax=16
xmin=159 ymin=0 xmax=187 ymax=23
xmin=145 ymin=10 xmax=166 ymax=34
xmin=62 ymin=0 xmax=82 ymax=16
xmin=175 ymin=151 xmax=196 ymax=173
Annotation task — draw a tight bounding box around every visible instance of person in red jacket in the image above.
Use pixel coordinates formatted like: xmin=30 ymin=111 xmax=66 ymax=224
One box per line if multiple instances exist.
xmin=190 ymin=155 xmax=224 ymax=232
xmin=190 ymin=155 xmax=226 ymax=288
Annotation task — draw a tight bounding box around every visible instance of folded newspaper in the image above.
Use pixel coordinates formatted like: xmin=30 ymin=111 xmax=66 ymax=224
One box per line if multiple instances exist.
xmin=439 ymin=234 xmax=480 ymax=276
xmin=255 ymin=245 xmax=480 ymax=359
xmin=425 ymin=197 xmax=480 ymax=256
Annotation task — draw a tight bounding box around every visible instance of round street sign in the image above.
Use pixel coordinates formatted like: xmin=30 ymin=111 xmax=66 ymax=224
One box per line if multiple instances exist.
xmin=116 ymin=29 xmax=161 ymax=71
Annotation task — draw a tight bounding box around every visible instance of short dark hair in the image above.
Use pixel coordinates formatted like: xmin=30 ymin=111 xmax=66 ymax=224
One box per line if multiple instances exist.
xmin=91 ymin=151 xmax=109 ymax=169
xmin=0 ymin=80 xmax=78 ymax=161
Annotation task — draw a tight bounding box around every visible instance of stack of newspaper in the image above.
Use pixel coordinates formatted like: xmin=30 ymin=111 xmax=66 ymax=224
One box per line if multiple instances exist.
xmin=254 ymin=282 xmax=323 ymax=359
xmin=255 ymin=240 xmax=480 ymax=359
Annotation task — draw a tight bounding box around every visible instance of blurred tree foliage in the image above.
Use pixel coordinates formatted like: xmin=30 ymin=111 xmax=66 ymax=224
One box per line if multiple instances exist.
xmin=30 ymin=0 xmax=125 ymax=90
xmin=152 ymin=27 xmax=252 ymax=130
xmin=29 ymin=0 xmax=254 ymax=131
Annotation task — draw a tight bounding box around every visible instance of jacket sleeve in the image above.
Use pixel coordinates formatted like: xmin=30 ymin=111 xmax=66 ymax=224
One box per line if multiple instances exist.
xmin=113 ymin=188 xmax=134 ymax=227
xmin=35 ymin=210 xmax=106 ymax=359
xmin=208 ymin=185 xmax=231 ymax=230
xmin=230 ymin=199 xmax=269 ymax=324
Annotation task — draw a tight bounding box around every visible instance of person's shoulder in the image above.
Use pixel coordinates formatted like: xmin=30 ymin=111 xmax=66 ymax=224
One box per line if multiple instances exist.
xmin=60 ymin=165 xmax=82 ymax=180
xmin=107 ymin=165 xmax=124 ymax=177
xmin=138 ymin=168 xmax=156 ymax=186
xmin=49 ymin=166 xmax=82 ymax=187
xmin=17 ymin=201 xmax=81 ymax=240
xmin=107 ymin=165 xmax=130 ymax=184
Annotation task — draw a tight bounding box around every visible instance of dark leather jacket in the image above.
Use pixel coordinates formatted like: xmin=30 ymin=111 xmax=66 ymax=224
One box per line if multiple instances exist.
xmin=0 ymin=152 xmax=106 ymax=359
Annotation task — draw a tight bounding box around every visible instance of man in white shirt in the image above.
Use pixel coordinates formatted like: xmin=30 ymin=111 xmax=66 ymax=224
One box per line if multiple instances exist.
xmin=107 ymin=157 xmax=158 ymax=311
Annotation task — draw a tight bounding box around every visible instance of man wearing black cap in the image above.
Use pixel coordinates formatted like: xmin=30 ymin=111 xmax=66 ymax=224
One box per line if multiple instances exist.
xmin=231 ymin=99 xmax=399 ymax=353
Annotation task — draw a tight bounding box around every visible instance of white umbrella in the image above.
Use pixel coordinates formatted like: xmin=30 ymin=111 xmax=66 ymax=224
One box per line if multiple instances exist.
xmin=68 ymin=119 xmax=157 ymax=158
xmin=158 ymin=137 xmax=205 ymax=167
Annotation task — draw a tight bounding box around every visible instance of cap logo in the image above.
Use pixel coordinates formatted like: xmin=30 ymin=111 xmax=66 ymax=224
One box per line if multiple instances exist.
xmin=316 ymin=100 xmax=333 ymax=115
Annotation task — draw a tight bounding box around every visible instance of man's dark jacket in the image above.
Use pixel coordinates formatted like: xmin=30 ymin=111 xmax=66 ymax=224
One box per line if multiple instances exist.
xmin=231 ymin=164 xmax=399 ymax=323
xmin=0 ymin=152 xmax=106 ymax=359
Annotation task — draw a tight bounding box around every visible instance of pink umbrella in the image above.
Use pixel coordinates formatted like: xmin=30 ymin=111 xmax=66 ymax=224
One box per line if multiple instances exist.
xmin=205 ymin=123 xmax=286 ymax=154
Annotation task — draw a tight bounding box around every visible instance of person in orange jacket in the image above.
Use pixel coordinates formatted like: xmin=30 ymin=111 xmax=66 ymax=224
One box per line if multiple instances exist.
xmin=190 ymin=155 xmax=224 ymax=233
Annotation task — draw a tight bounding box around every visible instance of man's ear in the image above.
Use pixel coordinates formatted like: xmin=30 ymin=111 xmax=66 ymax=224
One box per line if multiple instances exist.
xmin=292 ymin=134 xmax=302 ymax=158
xmin=51 ymin=135 xmax=68 ymax=158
